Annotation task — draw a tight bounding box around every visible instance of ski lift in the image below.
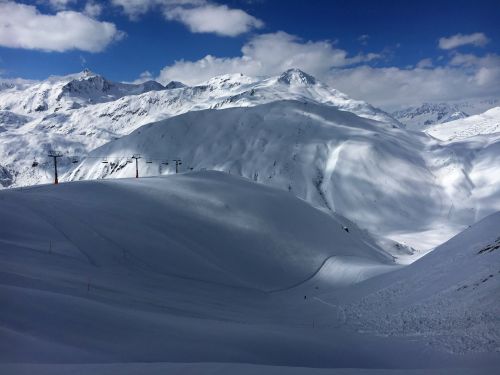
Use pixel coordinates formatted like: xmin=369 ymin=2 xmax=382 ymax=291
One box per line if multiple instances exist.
xmin=146 ymin=158 xmax=153 ymax=164
xmin=161 ymin=160 xmax=169 ymax=165
xmin=102 ymin=157 xmax=108 ymax=164
xmin=71 ymin=156 xmax=79 ymax=164
xmin=126 ymin=158 xmax=132 ymax=163
xmin=32 ymin=158 xmax=39 ymax=167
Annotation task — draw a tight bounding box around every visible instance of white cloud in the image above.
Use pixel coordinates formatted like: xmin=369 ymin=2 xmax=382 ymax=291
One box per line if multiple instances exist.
xmin=327 ymin=52 xmax=500 ymax=110
xmin=154 ymin=32 xmax=500 ymax=110
xmin=438 ymin=32 xmax=489 ymax=50
xmin=46 ymin=0 xmax=77 ymax=10
xmin=447 ymin=53 xmax=500 ymax=87
xmin=416 ymin=58 xmax=433 ymax=69
xmin=112 ymin=0 xmax=263 ymax=36
xmin=358 ymin=34 xmax=370 ymax=45
xmin=131 ymin=70 xmax=154 ymax=84
xmin=164 ymin=4 xmax=263 ymax=36
xmin=111 ymin=0 xmax=165 ymax=19
xmin=84 ymin=1 xmax=103 ymax=18
xmin=0 ymin=1 xmax=124 ymax=52
xmin=158 ymin=31 xmax=380 ymax=84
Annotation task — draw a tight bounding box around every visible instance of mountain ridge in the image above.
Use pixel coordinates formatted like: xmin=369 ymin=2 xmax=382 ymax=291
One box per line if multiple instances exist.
xmin=0 ymin=68 xmax=401 ymax=188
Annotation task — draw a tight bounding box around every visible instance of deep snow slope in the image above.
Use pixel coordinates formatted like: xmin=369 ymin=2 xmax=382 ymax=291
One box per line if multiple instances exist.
xmin=422 ymin=107 xmax=500 ymax=238
xmin=0 ymin=172 xmax=395 ymax=364
xmin=67 ymin=100 xmax=500 ymax=251
xmin=0 ymin=171 xmax=391 ymax=292
xmin=319 ymin=211 xmax=500 ymax=355
xmin=426 ymin=106 xmax=500 ymax=141
xmin=0 ymin=69 xmax=399 ymax=188
xmin=1 ymin=173 xmax=498 ymax=373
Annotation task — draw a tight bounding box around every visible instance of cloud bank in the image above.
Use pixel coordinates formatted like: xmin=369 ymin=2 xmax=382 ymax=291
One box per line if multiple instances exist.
xmin=439 ymin=32 xmax=489 ymax=50
xmin=155 ymin=31 xmax=500 ymax=110
xmin=0 ymin=1 xmax=124 ymax=52
xmin=158 ymin=32 xmax=379 ymax=84
xmin=112 ymin=0 xmax=263 ymax=36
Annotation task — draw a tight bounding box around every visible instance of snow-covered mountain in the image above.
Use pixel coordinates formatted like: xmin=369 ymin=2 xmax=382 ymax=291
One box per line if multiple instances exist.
xmin=0 ymin=69 xmax=165 ymax=114
xmin=392 ymin=102 xmax=469 ymax=129
xmin=393 ymin=99 xmax=499 ymax=129
xmin=2 ymin=68 xmax=500 ymax=253
xmin=66 ymin=101 xmax=500 ymax=252
xmin=0 ymin=110 xmax=30 ymax=132
xmin=0 ymin=172 xmax=498 ymax=373
xmin=0 ymin=68 xmax=401 ymax=188
xmin=426 ymin=106 xmax=500 ymax=141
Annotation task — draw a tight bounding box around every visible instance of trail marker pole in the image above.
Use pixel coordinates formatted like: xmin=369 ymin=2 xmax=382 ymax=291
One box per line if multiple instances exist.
xmin=48 ymin=150 xmax=63 ymax=184
xmin=132 ymin=154 xmax=141 ymax=178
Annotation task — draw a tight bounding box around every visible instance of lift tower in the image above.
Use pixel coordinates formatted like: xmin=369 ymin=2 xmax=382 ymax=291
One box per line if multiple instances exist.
xmin=48 ymin=150 xmax=63 ymax=184
xmin=131 ymin=154 xmax=141 ymax=178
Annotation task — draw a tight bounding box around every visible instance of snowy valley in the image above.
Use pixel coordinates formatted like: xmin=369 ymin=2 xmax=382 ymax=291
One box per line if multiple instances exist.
xmin=1 ymin=69 xmax=499 ymax=253
xmin=1 ymin=68 xmax=499 ymax=374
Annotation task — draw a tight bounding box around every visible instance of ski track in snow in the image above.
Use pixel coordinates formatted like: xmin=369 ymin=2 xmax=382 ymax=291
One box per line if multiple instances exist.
xmin=0 ymin=172 xmax=499 ymax=373
xmin=1 ymin=69 xmax=499 ymax=257
xmin=1 ymin=69 xmax=500 ymax=373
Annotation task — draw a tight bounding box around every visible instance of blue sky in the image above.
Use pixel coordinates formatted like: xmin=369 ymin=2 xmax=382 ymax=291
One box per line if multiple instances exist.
xmin=0 ymin=0 xmax=499 ymax=109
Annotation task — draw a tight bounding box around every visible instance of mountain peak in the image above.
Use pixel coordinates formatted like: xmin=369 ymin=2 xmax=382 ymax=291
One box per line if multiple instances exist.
xmin=165 ymin=80 xmax=187 ymax=89
xmin=80 ymin=68 xmax=98 ymax=79
xmin=203 ymin=73 xmax=256 ymax=87
xmin=277 ymin=68 xmax=316 ymax=86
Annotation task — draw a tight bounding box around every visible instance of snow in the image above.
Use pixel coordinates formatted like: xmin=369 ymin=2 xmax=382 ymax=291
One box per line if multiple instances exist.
xmin=319 ymin=211 xmax=500 ymax=355
xmin=1 ymin=68 xmax=499 ymax=255
xmin=0 ymin=363 xmax=497 ymax=375
xmin=66 ymin=100 xmax=500 ymax=254
xmin=426 ymin=107 xmax=500 ymax=141
xmin=393 ymin=99 xmax=499 ymax=129
xmin=393 ymin=102 xmax=469 ymax=129
xmin=0 ymin=172 xmax=498 ymax=373
xmin=0 ymin=69 xmax=399 ymax=188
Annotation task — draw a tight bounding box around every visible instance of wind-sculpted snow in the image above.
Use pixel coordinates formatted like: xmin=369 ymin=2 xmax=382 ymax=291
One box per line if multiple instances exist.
xmin=66 ymin=100 xmax=500 ymax=252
